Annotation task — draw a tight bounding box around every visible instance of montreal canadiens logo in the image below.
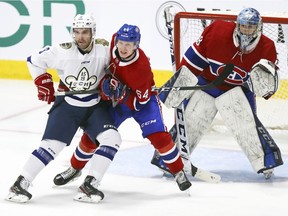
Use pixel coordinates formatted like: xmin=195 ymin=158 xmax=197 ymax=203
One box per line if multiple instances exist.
xmin=217 ymin=65 xmax=249 ymax=85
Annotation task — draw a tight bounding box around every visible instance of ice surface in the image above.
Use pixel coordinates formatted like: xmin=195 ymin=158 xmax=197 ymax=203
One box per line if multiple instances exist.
xmin=0 ymin=79 xmax=287 ymax=216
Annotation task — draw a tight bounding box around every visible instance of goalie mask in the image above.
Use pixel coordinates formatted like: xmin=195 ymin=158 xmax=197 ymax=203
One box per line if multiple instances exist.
xmin=71 ymin=14 xmax=96 ymax=49
xmin=233 ymin=8 xmax=262 ymax=54
xmin=116 ymin=24 xmax=141 ymax=49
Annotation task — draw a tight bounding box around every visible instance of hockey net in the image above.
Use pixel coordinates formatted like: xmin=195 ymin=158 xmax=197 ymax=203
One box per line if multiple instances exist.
xmin=174 ymin=11 xmax=288 ymax=131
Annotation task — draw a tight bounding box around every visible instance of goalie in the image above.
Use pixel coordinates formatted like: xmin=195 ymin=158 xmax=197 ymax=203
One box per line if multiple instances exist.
xmin=151 ymin=7 xmax=283 ymax=179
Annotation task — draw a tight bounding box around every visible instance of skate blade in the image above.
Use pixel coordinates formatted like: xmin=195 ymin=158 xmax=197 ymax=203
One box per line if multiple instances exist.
xmin=5 ymin=192 xmax=29 ymax=203
xmin=264 ymin=172 xmax=274 ymax=180
xmin=73 ymin=192 xmax=102 ymax=203
xmin=185 ymin=188 xmax=192 ymax=197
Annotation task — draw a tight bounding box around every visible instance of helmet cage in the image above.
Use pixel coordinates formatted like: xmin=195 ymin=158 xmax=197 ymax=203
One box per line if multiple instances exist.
xmin=235 ymin=8 xmax=262 ymax=53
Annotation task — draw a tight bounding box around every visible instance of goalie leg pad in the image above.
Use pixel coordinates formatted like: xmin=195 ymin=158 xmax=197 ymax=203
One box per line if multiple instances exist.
xmin=253 ymin=113 xmax=283 ymax=172
xmin=159 ymin=66 xmax=198 ymax=108
xmin=215 ymin=87 xmax=282 ymax=172
xmin=181 ymin=90 xmax=217 ymax=154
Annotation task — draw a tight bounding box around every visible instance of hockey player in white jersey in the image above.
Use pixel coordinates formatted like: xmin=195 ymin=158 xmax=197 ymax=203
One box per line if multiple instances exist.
xmin=6 ymin=14 xmax=121 ymax=203
xmin=151 ymin=8 xmax=283 ymax=179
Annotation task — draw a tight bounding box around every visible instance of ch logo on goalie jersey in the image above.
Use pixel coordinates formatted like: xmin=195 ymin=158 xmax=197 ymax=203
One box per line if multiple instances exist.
xmin=65 ymin=67 xmax=97 ymax=91
xmin=217 ymin=65 xmax=249 ymax=85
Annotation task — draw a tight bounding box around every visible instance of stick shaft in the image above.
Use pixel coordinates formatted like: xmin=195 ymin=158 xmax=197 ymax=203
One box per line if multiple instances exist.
xmin=54 ymin=64 xmax=233 ymax=97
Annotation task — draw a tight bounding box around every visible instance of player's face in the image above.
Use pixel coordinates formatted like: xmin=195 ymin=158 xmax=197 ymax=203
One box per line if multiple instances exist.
xmin=239 ymin=24 xmax=257 ymax=36
xmin=116 ymin=40 xmax=135 ymax=60
xmin=73 ymin=28 xmax=93 ymax=51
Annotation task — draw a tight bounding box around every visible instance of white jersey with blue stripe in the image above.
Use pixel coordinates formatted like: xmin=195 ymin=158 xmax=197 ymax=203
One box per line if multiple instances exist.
xmin=27 ymin=41 xmax=110 ymax=107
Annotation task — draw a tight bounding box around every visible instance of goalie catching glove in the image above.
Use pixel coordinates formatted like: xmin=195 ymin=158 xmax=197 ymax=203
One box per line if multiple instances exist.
xmin=249 ymin=59 xmax=279 ymax=100
xmin=100 ymin=75 xmax=127 ymax=103
xmin=34 ymin=72 xmax=55 ymax=104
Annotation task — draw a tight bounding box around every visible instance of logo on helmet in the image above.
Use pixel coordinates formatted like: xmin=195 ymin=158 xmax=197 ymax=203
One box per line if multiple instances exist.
xmin=116 ymin=24 xmax=141 ymax=48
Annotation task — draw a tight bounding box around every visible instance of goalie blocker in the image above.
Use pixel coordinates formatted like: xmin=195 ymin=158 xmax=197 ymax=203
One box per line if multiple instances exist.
xmin=159 ymin=65 xmax=197 ymax=108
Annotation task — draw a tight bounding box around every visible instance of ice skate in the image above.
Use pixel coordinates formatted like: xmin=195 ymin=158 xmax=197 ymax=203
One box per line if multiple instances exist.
xmin=174 ymin=170 xmax=192 ymax=191
xmin=6 ymin=175 xmax=32 ymax=203
xmin=54 ymin=166 xmax=82 ymax=186
xmin=73 ymin=175 xmax=104 ymax=203
xmin=150 ymin=150 xmax=172 ymax=175
xmin=263 ymin=168 xmax=274 ymax=179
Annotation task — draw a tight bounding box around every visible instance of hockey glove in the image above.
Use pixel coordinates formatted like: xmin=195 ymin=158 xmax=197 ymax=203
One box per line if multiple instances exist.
xmin=100 ymin=76 xmax=126 ymax=103
xmin=34 ymin=73 xmax=55 ymax=104
xmin=250 ymin=59 xmax=279 ymax=100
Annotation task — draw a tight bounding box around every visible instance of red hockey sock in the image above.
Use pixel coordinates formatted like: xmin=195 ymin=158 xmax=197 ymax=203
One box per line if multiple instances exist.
xmin=71 ymin=133 xmax=98 ymax=170
xmin=157 ymin=141 xmax=183 ymax=174
xmin=147 ymin=132 xmax=184 ymax=174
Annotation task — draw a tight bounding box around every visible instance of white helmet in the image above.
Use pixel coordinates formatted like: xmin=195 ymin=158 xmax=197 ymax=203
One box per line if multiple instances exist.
xmin=233 ymin=8 xmax=262 ymax=54
xmin=71 ymin=14 xmax=96 ymax=41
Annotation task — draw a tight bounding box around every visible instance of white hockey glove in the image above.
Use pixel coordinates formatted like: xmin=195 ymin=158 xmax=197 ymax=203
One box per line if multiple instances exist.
xmin=159 ymin=66 xmax=198 ymax=108
xmin=249 ymin=59 xmax=279 ymax=100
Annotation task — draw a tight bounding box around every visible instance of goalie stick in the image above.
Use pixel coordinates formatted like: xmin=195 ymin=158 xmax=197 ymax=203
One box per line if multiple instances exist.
xmin=162 ymin=5 xmax=223 ymax=183
xmin=169 ymin=122 xmax=221 ymax=183
xmin=155 ymin=63 xmax=233 ymax=93
xmin=54 ymin=64 xmax=233 ymax=96
xmin=165 ymin=113 xmax=222 ymax=184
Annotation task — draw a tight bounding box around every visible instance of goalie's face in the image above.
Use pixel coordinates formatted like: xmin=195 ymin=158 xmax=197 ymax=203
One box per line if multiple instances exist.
xmin=239 ymin=24 xmax=257 ymax=36
xmin=236 ymin=23 xmax=260 ymax=54
xmin=116 ymin=40 xmax=136 ymax=60
xmin=73 ymin=28 xmax=93 ymax=52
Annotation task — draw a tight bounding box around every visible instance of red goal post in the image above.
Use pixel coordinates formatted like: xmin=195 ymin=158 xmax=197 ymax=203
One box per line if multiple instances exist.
xmin=173 ymin=11 xmax=288 ymax=100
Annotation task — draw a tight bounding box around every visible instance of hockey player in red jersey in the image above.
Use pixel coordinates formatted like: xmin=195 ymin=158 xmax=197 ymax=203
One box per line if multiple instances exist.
xmin=53 ymin=23 xmax=191 ymax=203
xmin=152 ymin=7 xmax=283 ymax=179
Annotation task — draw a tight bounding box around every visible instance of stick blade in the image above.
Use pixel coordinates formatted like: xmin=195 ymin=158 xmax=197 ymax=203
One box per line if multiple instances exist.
xmin=191 ymin=164 xmax=221 ymax=183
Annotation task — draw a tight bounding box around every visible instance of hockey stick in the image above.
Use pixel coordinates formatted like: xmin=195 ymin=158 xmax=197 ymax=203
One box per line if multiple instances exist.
xmin=55 ymin=89 xmax=100 ymax=96
xmin=55 ymin=86 xmax=125 ymax=108
xmin=155 ymin=63 xmax=233 ymax=93
xmin=54 ymin=65 xmax=233 ymax=97
xmin=169 ymin=122 xmax=221 ymax=183
xmin=163 ymin=6 xmax=222 ymax=183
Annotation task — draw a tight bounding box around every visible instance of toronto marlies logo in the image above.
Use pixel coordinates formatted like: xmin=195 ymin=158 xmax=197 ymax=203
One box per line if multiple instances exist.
xmin=65 ymin=67 xmax=97 ymax=91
